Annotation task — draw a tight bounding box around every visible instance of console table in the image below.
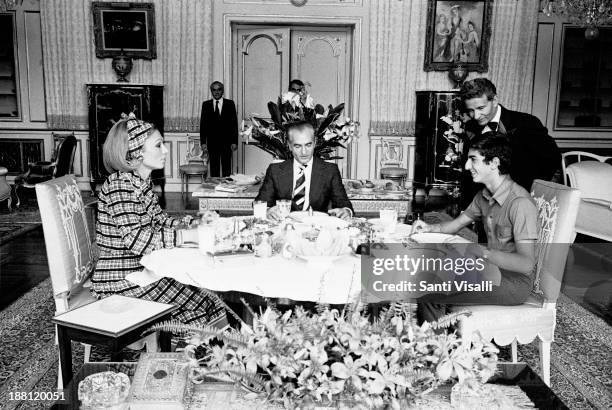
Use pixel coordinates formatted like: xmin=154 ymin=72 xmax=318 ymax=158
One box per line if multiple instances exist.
xmin=192 ymin=184 xmax=411 ymax=218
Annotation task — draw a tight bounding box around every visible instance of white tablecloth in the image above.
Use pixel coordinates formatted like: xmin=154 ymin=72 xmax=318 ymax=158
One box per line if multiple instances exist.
xmin=130 ymin=248 xmax=362 ymax=304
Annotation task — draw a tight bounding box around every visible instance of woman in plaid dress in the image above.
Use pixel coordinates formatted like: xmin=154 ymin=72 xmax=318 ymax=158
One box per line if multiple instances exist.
xmin=92 ymin=115 xmax=226 ymax=327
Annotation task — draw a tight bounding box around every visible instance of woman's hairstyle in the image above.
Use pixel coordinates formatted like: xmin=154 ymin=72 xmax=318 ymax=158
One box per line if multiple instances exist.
xmin=469 ymin=132 xmax=512 ymax=175
xmin=102 ymin=118 xmax=157 ymax=173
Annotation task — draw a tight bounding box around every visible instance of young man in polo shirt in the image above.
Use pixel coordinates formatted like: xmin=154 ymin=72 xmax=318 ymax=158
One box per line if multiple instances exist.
xmin=411 ymin=132 xmax=538 ymax=323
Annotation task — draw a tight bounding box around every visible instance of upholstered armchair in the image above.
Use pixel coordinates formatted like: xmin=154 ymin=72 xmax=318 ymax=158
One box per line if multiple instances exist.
xmin=451 ymin=180 xmax=580 ymax=386
xmin=14 ymin=133 xmax=77 ymax=207
xmin=562 ymin=151 xmax=612 ymax=242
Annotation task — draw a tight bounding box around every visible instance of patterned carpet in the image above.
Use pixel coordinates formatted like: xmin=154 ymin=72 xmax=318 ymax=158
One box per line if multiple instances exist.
xmin=0 ymin=278 xmax=610 ymax=409
xmin=0 ymin=206 xmax=41 ymax=245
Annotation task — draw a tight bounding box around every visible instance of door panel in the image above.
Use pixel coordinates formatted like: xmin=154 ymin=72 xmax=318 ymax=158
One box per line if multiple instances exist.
xmin=235 ymin=26 xmax=352 ymax=176
xmin=291 ymin=29 xmax=352 ymax=176
xmin=236 ymin=27 xmax=290 ymax=175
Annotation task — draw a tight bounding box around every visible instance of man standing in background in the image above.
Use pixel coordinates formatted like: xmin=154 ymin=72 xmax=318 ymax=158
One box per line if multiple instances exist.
xmin=200 ymin=81 xmax=238 ymax=177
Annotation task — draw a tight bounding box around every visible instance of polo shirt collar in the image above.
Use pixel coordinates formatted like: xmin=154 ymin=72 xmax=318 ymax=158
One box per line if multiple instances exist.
xmin=482 ymin=175 xmax=512 ymax=206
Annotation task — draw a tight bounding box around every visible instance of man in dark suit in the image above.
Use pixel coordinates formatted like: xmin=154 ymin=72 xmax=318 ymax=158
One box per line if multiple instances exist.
xmin=460 ymin=78 xmax=561 ymax=194
xmin=255 ymin=121 xmax=353 ymax=221
xmin=199 ymin=81 xmax=238 ymax=177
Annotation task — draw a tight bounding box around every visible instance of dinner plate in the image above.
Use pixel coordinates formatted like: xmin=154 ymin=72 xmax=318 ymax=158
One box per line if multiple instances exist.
xmin=289 ymin=211 xmax=329 ymax=221
xmin=299 ymin=215 xmax=349 ymax=229
xmin=368 ymin=219 xmax=413 ymax=236
xmin=410 ymin=232 xmax=471 ymax=244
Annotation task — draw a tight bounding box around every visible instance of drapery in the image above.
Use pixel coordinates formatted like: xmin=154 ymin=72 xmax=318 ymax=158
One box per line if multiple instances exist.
xmin=369 ymin=0 xmax=540 ymax=135
xmin=41 ymin=0 xmax=212 ymax=131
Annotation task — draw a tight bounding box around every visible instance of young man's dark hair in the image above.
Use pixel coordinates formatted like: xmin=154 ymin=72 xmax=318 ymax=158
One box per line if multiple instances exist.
xmin=469 ymin=132 xmax=512 ymax=175
xmin=459 ymin=78 xmax=497 ymax=101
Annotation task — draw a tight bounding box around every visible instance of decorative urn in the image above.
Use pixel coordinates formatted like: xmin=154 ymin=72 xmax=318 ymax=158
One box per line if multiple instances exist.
xmin=448 ymin=62 xmax=469 ymax=89
xmin=111 ymin=52 xmax=133 ymax=83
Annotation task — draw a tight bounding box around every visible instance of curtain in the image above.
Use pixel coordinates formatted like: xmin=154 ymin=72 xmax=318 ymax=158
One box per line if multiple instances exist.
xmin=41 ymin=0 xmax=212 ymax=132
xmin=369 ymin=0 xmax=540 ymax=135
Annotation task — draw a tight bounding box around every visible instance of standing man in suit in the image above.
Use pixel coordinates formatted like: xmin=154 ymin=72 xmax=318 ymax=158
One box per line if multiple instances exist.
xmin=255 ymin=121 xmax=354 ymax=220
xmin=200 ymin=81 xmax=238 ymax=177
xmin=460 ymin=78 xmax=561 ymax=195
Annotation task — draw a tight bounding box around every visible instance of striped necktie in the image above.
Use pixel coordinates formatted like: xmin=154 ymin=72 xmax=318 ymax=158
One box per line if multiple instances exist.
xmin=292 ymin=164 xmax=307 ymax=211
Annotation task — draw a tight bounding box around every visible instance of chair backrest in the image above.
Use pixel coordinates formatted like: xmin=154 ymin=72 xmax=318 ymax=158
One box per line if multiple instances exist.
xmin=35 ymin=175 xmax=98 ymax=311
xmin=530 ymin=180 xmax=580 ymax=302
xmin=52 ymin=134 xmax=77 ymax=178
xmin=184 ymin=135 xmax=208 ymax=165
xmin=562 ymin=151 xmax=612 ymax=202
xmin=380 ymin=138 xmax=404 ymax=169
xmin=561 ymin=150 xmax=612 ymax=186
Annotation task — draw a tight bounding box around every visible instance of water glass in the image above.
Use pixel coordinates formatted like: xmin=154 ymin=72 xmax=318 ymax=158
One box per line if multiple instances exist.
xmin=379 ymin=209 xmax=398 ymax=234
xmin=253 ymin=200 xmax=267 ymax=219
xmin=198 ymin=224 xmax=215 ymax=254
xmin=277 ymin=199 xmax=292 ymax=219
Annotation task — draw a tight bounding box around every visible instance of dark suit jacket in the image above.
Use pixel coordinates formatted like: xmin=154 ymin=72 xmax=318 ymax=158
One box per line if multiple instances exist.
xmin=199 ymin=98 xmax=238 ymax=149
xmin=463 ymin=105 xmax=560 ymax=198
xmin=255 ymin=157 xmax=353 ymax=213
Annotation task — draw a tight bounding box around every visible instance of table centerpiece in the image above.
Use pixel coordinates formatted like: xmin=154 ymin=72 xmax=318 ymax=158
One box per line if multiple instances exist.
xmin=241 ymin=87 xmax=359 ymax=161
xmin=149 ymin=301 xmax=498 ymax=409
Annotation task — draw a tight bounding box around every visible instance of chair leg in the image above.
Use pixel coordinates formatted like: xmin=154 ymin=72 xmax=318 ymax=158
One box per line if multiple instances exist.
xmin=83 ymin=343 xmax=92 ymax=363
xmin=145 ymin=332 xmax=159 ymax=353
xmin=538 ymin=339 xmax=551 ymax=386
xmin=56 ymin=357 xmax=63 ymax=390
xmin=511 ymin=340 xmax=518 ymax=363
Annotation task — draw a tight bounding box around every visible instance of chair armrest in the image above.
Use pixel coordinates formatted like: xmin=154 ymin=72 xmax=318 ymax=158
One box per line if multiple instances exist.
xmin=582 ymin=197 xmax=612 ymax=209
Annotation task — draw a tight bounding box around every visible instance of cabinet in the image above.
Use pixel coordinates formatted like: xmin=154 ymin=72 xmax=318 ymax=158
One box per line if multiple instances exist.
xmin=87 ymin=84 xmax=165 ymax=193
xmin=414 ymin=91 xmax=464 ymax=195
xmin=0 ymin=14 xmax=19 ymax=119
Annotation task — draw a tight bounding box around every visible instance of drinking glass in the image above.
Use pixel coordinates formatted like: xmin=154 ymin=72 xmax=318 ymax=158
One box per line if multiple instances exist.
xmin=253 ymin=200 xmax=267 ymax=219
xmin=277 ymin=199 xmax=292 ymax=219
xmin=379 ymin=209 xmax=398 ymax=234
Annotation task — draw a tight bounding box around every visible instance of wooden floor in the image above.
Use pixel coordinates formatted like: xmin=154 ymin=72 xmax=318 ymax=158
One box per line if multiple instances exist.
xmin=0 ymin=192 xmax=610 ymax=325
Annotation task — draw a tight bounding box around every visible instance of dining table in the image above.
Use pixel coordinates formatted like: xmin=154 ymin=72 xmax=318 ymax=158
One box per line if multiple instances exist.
xmin=127 ymin=214 xmax=485 ymax=312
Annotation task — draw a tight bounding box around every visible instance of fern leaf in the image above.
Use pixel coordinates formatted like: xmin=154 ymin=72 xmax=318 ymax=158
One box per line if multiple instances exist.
xmin=430 ymin=310 xmax=470 ymax=330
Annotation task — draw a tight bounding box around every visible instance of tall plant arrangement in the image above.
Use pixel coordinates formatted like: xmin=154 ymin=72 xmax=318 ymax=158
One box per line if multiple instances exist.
xmin=242 ymin=90 xmax=359 ymax=161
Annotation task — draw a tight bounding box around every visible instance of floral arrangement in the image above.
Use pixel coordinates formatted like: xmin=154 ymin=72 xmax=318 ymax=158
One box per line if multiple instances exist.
xmin=439 ymin=108 xmax=468 ymax=171
xmin=241 ymin=90 xmax=359 ymax=161
xmin=149 ymin=301 xmax=498 ymax=409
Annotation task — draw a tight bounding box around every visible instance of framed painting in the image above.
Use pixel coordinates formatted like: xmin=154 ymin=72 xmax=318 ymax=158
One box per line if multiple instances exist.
xmin=423 ymin=0 xmax=493 ymax=72
xmin=92 ymin=2 xmax=157 ymax=59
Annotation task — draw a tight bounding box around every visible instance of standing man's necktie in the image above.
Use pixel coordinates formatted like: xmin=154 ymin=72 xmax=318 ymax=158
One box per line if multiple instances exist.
xmin=293 ymin=165 xmax=306 ymax=211
xmin=215 ymin=100 xmax=220 ymax=116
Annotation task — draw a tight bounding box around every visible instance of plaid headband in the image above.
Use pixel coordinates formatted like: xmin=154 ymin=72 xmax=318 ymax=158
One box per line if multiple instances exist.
xmin=124 ymin=113 xmax=153 ymax=162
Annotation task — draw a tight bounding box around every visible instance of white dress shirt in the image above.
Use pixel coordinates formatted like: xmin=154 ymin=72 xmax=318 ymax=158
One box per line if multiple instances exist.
xmin=213 ymin=98 xmax=224 ymax=114
xmin=292 ymin=158 xmax=313 ymax=211
xmin=482 ymin=105 xmax=501 ymax=133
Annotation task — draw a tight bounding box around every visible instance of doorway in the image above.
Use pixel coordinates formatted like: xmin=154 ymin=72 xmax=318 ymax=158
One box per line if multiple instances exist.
xmin=232 ymin=24 xmax=353 ymax=176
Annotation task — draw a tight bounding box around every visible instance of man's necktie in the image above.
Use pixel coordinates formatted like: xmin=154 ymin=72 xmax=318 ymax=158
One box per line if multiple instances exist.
xmin=292 ymin=165 xmax=306 ymax=211
xmin=214 ymin=100 xmax=220 ymax=116
xmin=487 ymin=122 xmax=498 ymax=132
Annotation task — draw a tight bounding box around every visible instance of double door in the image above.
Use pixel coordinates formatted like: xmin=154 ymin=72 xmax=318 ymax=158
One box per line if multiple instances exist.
xmin=233 ymin=25 xmax=353 ymax=176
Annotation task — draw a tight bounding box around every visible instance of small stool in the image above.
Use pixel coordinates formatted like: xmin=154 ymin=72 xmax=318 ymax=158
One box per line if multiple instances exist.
xmin=0 ymin=167 xmax=12 ymax=211
xmin=179 ymin=163 xmax=207 ymax=199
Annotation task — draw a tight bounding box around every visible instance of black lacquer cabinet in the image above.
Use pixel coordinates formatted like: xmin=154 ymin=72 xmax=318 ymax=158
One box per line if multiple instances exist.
xmin=87 ymin=84 xmax=165 ymax=198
